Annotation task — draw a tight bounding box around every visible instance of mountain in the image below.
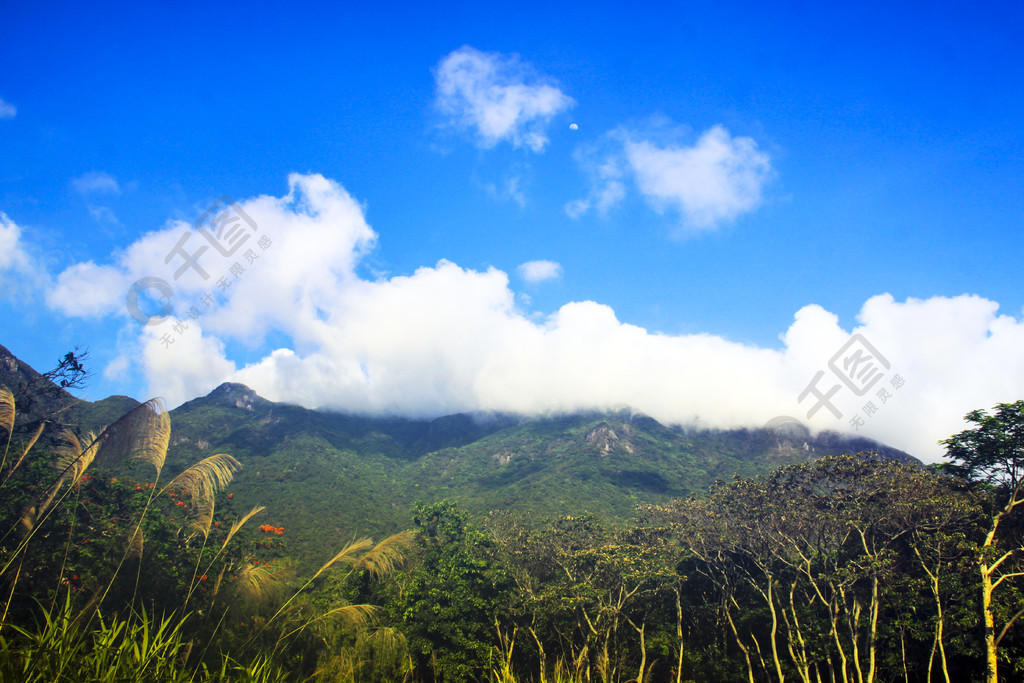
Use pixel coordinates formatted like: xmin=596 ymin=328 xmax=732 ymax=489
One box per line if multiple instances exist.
xmin=1 ymin=345 xmax=917 ymax=564
xmin=150 ymin=383 xmax=918 ymax=563
xmin=0 ymin=343 xmax=140 ymax=434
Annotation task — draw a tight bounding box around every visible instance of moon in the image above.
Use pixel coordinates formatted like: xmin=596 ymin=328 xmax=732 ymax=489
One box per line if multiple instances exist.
xmin=569 ymin=123 xmax=578 ymax=130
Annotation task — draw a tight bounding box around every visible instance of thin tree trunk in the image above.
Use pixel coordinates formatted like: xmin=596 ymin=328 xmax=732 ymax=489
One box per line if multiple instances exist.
xmin=913 ymin=544 xmax=952 ymax=683
xmin=982 ymin=563 xmax=998 ymax=683
xmin=900 ymin=627 xmax=909 ymax=683
xmin=725 ymin=606 xmax=756 ymax=683
xmin=937 ymin=600 xmax=951 ymax=683
xmin=867 ymin=576 xmax=879 ymax=683
xmin=766 ymin=578 xmax=786 ymax=682
xmin=828 ymin=601 xmax=851 ymax=683
xmin=674 ymin=589 xmax=685 ymax=683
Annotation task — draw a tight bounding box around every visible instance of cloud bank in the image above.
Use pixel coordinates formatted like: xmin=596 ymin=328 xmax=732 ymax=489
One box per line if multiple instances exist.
xmin=434 ymin=46 xmax=575 ymax=152
xmin=46 ymin=174 xmax=1024 ymax=462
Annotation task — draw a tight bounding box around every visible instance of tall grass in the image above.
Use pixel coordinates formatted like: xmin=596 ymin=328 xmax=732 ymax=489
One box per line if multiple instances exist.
xmin=0 ymin=591 xmax=291 ymax=682
xmin=0 ymin=387 xmax=411 ymax=682
xmin=0 ymin=591 xmax=194 ymax=682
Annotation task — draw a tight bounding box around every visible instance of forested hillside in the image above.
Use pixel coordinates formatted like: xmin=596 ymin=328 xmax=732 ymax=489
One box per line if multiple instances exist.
xmin=0 ymin=343 xmax=914 ymax=565
xmin=158 ymin=380 xmax=913 ymax=563
xmin=6 ymin=348 xmax=1024 ymax=682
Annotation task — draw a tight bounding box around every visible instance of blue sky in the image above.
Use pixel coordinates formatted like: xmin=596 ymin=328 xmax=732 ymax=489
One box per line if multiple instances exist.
xmin=1 ymin=1 xmax=1023 ymax=460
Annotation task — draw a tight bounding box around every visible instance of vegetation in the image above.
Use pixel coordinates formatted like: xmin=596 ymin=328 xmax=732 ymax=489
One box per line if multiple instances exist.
xmin=155 ymin=382 xmax=909 ymax=567
xmin=0 ymin=384 xmax=411 ymax=681
xmin=941 ymin=402 xmax=1024 ymax=683
xmin=4 ymin=352 xmax=1024 ymax=680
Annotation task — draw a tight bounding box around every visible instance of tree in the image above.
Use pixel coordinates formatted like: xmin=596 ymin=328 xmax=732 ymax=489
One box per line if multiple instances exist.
xmin=397 ymin=500 xmax=512 ymax=681
xmin=488 ymin=512 xmax=677 ymax=682
xmin=942 ymin=400 xmax=1024 ymax=683
xmin=646 ymin=454 xmax=976 ymax=683
xmin=6 ymin=347 xmax=91 ymax=430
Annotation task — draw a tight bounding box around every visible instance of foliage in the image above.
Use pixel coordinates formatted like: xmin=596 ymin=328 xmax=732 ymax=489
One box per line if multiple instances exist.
xmin=0 ymin=379 xmax=408 ymax=682
xmin=395 ymin=500 xmax=513 ymax=681
xmin=642 ymin=453 xmax=991 ymax=683
xmin=942 ymin=401 xmax=1024 ymax=490
xmin=163 ymin=387 xmax=902 ymax=571
xmin=6 ymin=356 xmax=1024 ymax=682
xmin=942 ymin=400 xmax=1024 ymax=683
xmin=0 ymin=593 xmax=196 ymax=683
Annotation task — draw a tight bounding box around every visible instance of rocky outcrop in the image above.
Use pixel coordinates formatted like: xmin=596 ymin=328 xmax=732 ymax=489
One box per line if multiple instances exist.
xmin=585 ymin=422 xmax=635 ymax=456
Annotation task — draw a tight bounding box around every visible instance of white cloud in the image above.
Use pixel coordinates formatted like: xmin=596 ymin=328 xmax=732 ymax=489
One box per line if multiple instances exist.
xmin=434 ymin=46 xmax=575 ymax=152
xmin=73 ymin=171 xmax=121 ymax=195
xmin=565 ymin=150 xmax=627 ymax=218
xmin=626 ymin=125 xmax=771 ymax=229
xmin=140 ymin=323 xmax=236 ymax=404
xmin=0 ymin=98 xmax=15 ymax=119
xmin=0 ymin=214 xmax=30 ymax=272
xmin=0 ymin=213 xmax=43 ymax=295
xmin=568 ymin=124 xmax=772 ymax=231
xmin=103 ymin=354 xmax=131 ymax=382
xmin=565 ymin=178 xmax=626 ymax=219
xmin=484 ymin=175 xmax=527 ymax=207
xmin=88 ymin=205 xmax=119 ymax=224
xmin=517 ymin=260 xmax=562 ymax=283
xmin=46 ymin=221 xmax=197 ymax=318
xmin=47 ymin=174 xmax=1024 ymax=463
xmin=48 ymin=261 xmax=132 ymax=317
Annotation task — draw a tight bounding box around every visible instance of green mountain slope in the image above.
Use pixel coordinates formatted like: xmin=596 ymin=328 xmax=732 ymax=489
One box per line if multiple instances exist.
xmin=164 ymin=383 xmax=915 ymax=563
xmin=1 ymin=346 xmax=917 ymax=565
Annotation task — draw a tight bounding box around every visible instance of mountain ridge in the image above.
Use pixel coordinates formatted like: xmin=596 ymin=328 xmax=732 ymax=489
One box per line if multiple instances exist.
xmin=1 ymin=345 xmax=918 ymax=563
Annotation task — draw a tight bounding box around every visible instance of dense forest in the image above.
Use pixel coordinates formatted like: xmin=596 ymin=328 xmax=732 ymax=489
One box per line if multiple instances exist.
xmin=3 ymin=357 xmax=1024 ymax=681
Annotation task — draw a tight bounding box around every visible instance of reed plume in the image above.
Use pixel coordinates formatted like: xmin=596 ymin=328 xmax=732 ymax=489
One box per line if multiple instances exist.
xmin=230 ymin=562 xmax=292 ymax=611
xmin=18 ymin=430 xmax=99 ymax=534
xmin=1 ymin=421 xmax=44 ymax=486
xmin=221 ymin=506 xmax=266 ymax=553
xmin=166 ymin=453 xmax=242 ymax=501
xmin=127 ymin=526 xmax=144 ymax=559
xmin=93 ymin=399 xmax=170 ymax=477
xmin=310 ymin=537 xmax=374 ymax=583
xmin=186 ymin=496 xmax=216 ymax=541
xmin=0 ymin=386 xmax=13 ymax=436
xmin=55 ymin=430 xmax=99 ymax=487
xmin=354 ymin=531 xmax=414 ymax=578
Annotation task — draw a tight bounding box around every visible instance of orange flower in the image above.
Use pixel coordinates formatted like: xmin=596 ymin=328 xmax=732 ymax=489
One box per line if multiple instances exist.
xmin=227 ymin=493 xmax=233 ymax=499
